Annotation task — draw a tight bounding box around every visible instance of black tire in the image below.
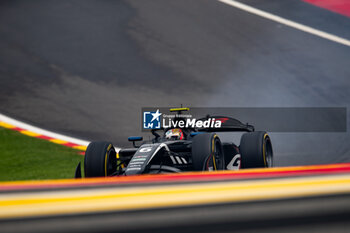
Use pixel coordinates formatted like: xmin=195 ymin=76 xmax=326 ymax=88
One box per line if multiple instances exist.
xmin=239 ymin=131 xmax=273 ymax=168
xmin=84 ymin=141 xmax=117 ymax=177
xmin=191 ymin=133 xmax=225 ymax=171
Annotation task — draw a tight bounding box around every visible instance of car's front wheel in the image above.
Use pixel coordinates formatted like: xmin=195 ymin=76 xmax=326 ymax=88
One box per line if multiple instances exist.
xmin=192 ymin=133 xmax=225 ymax=171
xmin=84 ymin=141 xmax=117 ymax=177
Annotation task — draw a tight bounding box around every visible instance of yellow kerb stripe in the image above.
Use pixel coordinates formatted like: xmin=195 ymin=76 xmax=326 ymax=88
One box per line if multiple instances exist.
xmin=0 ymin=121 xmax=87 ymax=151
xmin=49 ymin=139 xmax=68 ymax=145
xmin=0 ymin=122 xmax=15 ymax=129
xmin=20 ymin=130 xmax=41 ymax=137
xmin=73 ymin=145 xmax=87 ymax=151
xmin=0 ymin=174 xmax=350 ymax=219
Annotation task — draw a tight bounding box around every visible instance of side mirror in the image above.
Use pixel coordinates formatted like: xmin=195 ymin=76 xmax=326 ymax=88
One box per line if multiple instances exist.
xmin=128 ymin=136 xmax=143 ymax=141
xmin=190 ymin=132 xmax=204 ymax=137
xmin=128 ymin=136 xmax=143 ymax=148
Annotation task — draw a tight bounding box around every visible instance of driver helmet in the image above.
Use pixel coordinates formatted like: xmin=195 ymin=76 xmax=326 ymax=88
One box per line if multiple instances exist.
xmin=165 ymin=128 xmax=184 ymax=140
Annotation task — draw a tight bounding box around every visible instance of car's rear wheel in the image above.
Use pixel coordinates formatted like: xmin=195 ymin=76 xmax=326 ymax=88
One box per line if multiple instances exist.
xmin=192 ymin=133 xmax=225 ymax=171
xmin=239 ymin=131 xmax=273 ymax=168
xmin=84 ymin=141 xmax=117 ymax=177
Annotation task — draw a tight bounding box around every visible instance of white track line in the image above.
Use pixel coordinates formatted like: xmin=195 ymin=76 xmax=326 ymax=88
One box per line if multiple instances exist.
xmin=0 ymin=113 xmax=90 ymax=147
xmin=0 ymin=113 xmax=121 ymax=151
xmin=218 ymin=0 xmax=350 ymax=47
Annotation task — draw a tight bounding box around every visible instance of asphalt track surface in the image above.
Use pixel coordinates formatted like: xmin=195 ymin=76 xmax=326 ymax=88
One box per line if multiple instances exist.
xmin=0 ymin=1 xmax=350 ymax=232
xmin=1 ymin=0 xmax=350 ymax=166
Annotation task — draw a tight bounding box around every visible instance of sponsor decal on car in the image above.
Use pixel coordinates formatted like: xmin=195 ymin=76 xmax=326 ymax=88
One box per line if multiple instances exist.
xmin=139 ymin=147 xmax=152 ymax=153
xmin=131 ymin=158 xmax=147 ymax=162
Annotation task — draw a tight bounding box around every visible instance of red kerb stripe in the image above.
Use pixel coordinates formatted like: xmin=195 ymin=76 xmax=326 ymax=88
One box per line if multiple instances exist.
xmin=303 ymin=0 xmax=350 ymax=17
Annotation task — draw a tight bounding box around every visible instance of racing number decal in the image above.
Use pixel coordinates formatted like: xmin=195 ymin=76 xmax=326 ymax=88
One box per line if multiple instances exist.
xmin=226 ymin=154 xmax=241 ymax=170
xmin=139 ymin=147 xmax=152 ymax=153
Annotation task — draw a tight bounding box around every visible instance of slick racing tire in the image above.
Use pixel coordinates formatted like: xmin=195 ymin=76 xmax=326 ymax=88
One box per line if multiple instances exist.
xmin=239 ymin=131 xmax=273 ymax=168
xmin=192 ymin=133 xmax=225 ymax=171
xmin=84 ymin=141 xmax=117 ymax=177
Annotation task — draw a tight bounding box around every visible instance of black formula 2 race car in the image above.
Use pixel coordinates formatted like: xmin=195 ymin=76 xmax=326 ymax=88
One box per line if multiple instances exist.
xmin=75 ymin=108 xmax=273 ymax=178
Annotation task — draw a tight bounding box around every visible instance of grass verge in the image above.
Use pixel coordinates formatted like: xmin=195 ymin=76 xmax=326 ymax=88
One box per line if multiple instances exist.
xmin=0 ymin=127 xmax=84 ymax=181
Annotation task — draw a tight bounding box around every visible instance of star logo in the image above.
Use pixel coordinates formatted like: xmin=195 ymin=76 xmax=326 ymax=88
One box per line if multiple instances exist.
xmin=143 ymin=109 xmax=162 ymax=129
xmin=151 ymin=109 xmax=162 ymax=122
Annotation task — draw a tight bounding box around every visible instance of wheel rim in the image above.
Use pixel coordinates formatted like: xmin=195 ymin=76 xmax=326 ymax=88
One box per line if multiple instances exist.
xmin=264 ymin=138 xmax=273 ymax=167
xmin=214 ymin=140 xmax=224 ymax=170
xmin=106 ymin=149 xmax=117 ymax=176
